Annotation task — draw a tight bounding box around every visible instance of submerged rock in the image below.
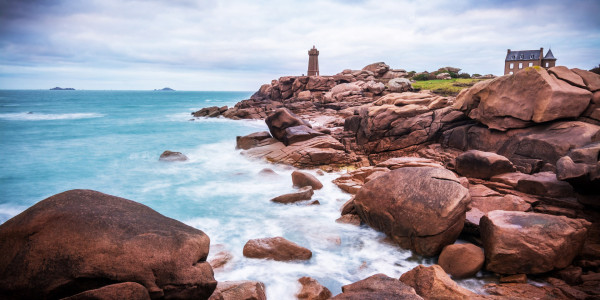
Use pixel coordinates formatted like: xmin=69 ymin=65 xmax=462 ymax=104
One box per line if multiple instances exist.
xmin=242 ymin=237 xmax=312 ymax=261
xmin=354 ymin=167 xmax=470 ymax=256
xmin=292 ymin=170 xmax=323 ymax=190
xmin=270 ymin=186 xmax=314 ymax=204
xmin=208 ymin=281 xmax=266 ymax=300
xmin=332 ymin=273 xmax=422 ymax=300
xmin=0 ymin=189 xmax=216 ymax=300
xmin=159 ymin=150 xmax=188 ymax=161
xmin=297 ymin=276 xmax=332 ymax=300
xmin=399 ymin=265 xmax=478 ymax=299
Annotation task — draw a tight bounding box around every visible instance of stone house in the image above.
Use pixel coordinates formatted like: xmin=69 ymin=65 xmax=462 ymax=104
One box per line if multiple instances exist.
xmin=504 ymin=48 xmax=556 ymax=75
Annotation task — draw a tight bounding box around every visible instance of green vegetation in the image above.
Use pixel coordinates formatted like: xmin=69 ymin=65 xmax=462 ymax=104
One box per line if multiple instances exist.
xmin=411 ymin=78 xmax=489 ymax=96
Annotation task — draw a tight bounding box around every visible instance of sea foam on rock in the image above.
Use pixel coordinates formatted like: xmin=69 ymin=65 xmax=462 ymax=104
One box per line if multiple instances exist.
xmin=353 ymin=167 xmax=470 ymax=256
xmin=0 ymin=189 xmax=216 ymax=300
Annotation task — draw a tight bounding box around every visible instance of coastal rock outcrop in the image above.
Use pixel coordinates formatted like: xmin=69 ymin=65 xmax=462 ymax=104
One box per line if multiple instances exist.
xmin=208 ymin=281 xmax=266 ymax=300
xmin=242 ymin=237 xmax=312 ymax=261
xmin=453 ymin=67 xmax=592 ymax=131
xmin=480 ymin=210 xmax=590 ymax=274
xmin=332 ymin=273 xmax=423 ymax=300
xmin=270 ymin=186 xmax=314 ymax=204
xmin=159 ymin=150 xmax=188 ymax=161
xmin=399 ymin=265 xmax=479 ymax=299
xmin=0 ymin=189 xmax=216 ymax=300
xmin=266 ymin=108 xmax=311 ymax=142
xmin=296 ymin=276 xmax=332 ymax=300
xmin=353 ymin=167 xmax=470 ymax=256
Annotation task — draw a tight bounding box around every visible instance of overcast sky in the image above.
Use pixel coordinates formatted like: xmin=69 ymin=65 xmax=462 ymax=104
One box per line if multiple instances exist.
xmin=1 ymin=0 xmax=599 ymax=91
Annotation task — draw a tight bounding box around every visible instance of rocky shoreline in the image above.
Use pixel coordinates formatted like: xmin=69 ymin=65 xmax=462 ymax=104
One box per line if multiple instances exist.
xmin=1 ymin=62 xmax=599 ymax=299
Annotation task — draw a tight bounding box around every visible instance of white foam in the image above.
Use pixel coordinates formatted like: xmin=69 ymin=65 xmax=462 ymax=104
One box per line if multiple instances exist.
xmin=0 ymin=112 xmax=104 ymax=121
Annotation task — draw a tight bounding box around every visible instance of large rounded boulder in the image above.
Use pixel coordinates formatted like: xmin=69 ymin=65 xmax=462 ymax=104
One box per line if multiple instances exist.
xmin=0 ymin=189 xmax=216 ymax=300
xmin=354 ymin=167 xmax=470 ymax=256
xmin=454 ymin=67 xmax=592 ymax=131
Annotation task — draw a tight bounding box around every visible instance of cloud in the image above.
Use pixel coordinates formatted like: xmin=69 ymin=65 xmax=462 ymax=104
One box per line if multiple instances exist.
xmin=0 ymin=0 xmax=599 ymax=90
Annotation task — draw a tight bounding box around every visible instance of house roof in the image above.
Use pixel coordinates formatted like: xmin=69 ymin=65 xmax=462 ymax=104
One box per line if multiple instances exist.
xmin=544 ymin=49 xmax=557 ymax=60
xmin=505 ymin=50 xmax=540 ymax=61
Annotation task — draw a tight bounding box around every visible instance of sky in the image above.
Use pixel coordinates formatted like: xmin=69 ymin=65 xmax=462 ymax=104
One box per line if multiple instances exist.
xmin=0 ymin=0 xmax=599 ymax=91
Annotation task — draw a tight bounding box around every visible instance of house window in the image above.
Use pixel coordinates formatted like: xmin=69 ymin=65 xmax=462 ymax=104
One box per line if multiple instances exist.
xmin=530 ymin=54 xmax=534 ymax=59
xmin=520 ymin=54 xmax=523 ymax=59
xmin=509 ymin=71 xmax=513 ymax=75
xmin=519 ymin=62 xmax=523 ymax=69
xmin=546 ymin=62 xmax=549 ymax=67
xmin=529 ymin=62 xmax=533 ymax=67
xmin=510 ymin=63 xmax=514 ymax=69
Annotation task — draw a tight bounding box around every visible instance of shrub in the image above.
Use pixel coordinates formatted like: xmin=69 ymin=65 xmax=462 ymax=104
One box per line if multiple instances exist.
xmin=591 ymin=64 xmax=600 ymax=75
xmin=413 ymin=73 xmax=430 ymax=81
xmin=472 ymin=73 xmax=481 ymax=78
xmin=458 ymin=73 xmax=471 ymax=79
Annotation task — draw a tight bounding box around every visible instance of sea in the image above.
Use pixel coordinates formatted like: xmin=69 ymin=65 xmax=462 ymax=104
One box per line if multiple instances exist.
xmin=0 ymin=90 xmax=488 ymax=298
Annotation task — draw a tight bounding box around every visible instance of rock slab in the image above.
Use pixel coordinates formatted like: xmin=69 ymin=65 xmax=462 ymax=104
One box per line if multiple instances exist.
xmin=0 ymin=189 xmax=216 ymax=300
xmin=242 ymin=237 xmax=312 ymax=261
xmin=332 ymin=273 xmax=422 ymax=300
xmin=208 ymin=281 xmax=266 ymax=300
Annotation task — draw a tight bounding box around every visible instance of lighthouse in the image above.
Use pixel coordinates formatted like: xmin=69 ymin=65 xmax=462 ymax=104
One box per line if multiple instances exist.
xmin=307 ymin=46 xmax=319 ymax=76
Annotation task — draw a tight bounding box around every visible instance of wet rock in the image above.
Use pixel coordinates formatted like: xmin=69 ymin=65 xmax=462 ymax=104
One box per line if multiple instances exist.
xmin=354 ymin=167 xmax=470 ymax=256
xmin=208 ymin=281 xmax=266 ymax=300
xmin=159 ymin=150 xmax=188 ymax=161
xmin=266 ymin=108 xmax=311 ymax=141
xmin=297 ymin=277 xmax=332 ymax=300
xmin=399 ymin=265 xmax=478 ymax=299
xmin=455 ymin=150 xmax=515 ymax=179
xmin=242 ymin=237 xmax=312 ymax=261
xmin=332 ymin=273 xmax=422 ymax=300
xmin=292 ymin=171 xmax=323 ymax=190
xmin=480 ymin=210 xmax=591 ymax=274
xmin=236 ymin=131 xmax=273 ymax=150
xmin=61 ymin=282 xmax=150 ymax=300
xmin=258 ymin=168 xmax=278 ymax=176
xmin=454 ymin=67 xmax=592 ymax=131
xmin=438 ymin=243 xmax=485 ymax=278
xmin=270 ymin=186 xmax=314 ymax=204
xmin=192 ymin=106 xmax=227 ymax=118
xmin=208 ymin=250 xmax=233 ymax=270
xmin=0 ymin=189 xmax=216 ymax=300
xmin=335 ymin=214 xmax=361 ymax=226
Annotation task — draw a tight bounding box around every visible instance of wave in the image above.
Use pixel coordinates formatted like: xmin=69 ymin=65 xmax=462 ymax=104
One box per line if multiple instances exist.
xmin=0 ymin=112 xmax=105 ymax=121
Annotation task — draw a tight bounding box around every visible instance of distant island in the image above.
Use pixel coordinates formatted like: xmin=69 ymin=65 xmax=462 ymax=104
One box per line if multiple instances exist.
xmin=50 ymin=87 xmax=75 ymax=90
xmin=154 ymin=87 xmax=175 ymax=91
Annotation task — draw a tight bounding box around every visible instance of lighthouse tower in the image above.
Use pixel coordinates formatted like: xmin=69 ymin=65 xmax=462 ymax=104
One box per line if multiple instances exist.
xmin=307 ymin=46 xmax=319 ymax=76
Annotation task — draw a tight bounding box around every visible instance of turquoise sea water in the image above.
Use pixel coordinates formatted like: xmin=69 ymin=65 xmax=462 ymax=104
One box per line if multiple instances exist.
xmin=0 ymin=90 xmax=486 ymax=298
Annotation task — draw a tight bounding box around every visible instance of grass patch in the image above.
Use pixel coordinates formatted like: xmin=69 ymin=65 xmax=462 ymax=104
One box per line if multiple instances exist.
xmin=411 ymin=78 xmax=489 ymax=96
